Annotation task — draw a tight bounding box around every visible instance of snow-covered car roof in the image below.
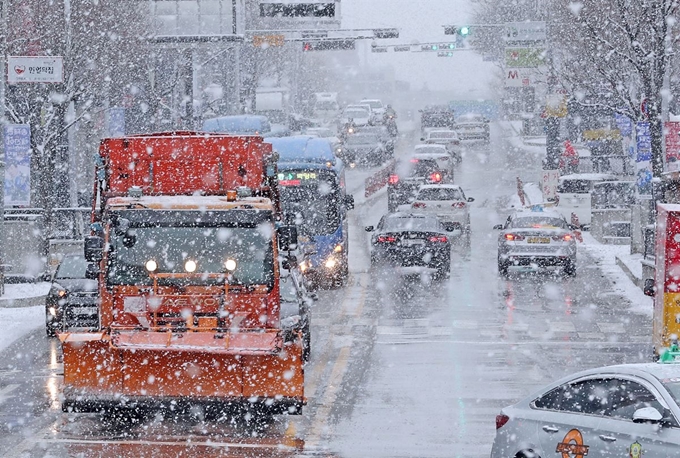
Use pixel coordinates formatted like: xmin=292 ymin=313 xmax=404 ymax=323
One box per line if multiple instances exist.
xmin=412 ymin=152 xmax=449 ymax=160
xmin=418 ymin=184 xmax=464 ymax=191
xmin=511 ymin=207 xmax=565 ymax=220
xmin=559 ymin=173 xmax=618 ymax=181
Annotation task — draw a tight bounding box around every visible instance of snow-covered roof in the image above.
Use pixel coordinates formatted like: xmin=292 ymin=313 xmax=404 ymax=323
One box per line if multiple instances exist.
xmin=107 ymin=195 xmax=273 ymax=211
xmin=559 ymin=173 xmax=618 ymax=181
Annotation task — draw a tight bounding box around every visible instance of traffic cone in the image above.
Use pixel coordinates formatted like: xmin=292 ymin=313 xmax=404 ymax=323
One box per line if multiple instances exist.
xmin=571 ymin=212 xmax=583 ymax=243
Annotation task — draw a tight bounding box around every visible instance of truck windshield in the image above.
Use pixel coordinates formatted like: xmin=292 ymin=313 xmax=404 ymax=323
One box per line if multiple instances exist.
xmin=280 ymin=183 xmax=341 ymax=237
xmin=108 ymin=225 xmax=274 ymax=287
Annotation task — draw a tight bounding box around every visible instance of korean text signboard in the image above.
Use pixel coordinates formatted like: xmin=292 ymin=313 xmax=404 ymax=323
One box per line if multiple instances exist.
xmin=8 ymin=56 xmax=63 ymax=84
xmin=541 ymin=169 xmax=559 ymax=200
xmin=4 ymin=124 xmax=31 ymax=206
xmin=665 ymin=121 xmax=680 ymax=172
xmin=636 ymin=121 xmax=653 ymax=195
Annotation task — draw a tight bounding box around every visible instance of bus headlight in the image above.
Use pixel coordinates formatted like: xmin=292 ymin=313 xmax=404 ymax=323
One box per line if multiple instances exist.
xmin=185 ymin=260 xmax=197 ymax=273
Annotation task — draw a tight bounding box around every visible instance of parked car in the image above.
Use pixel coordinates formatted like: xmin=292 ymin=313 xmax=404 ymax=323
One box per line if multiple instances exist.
xmin=45 ymin=254 xmax=99 ymax=337
xmin=422 ymin=129 xmax=462 ymax=162
xmin=366 ymin=213 xmax=453 ymax=279
xmin=491 ymin=362 xmax=680 ymax=458
xmin=454 ymin=113 xmax=490 ymax=142
xmin=409 ymin=184 xmax=473 ymax=245
xmin=556 ymin=173 xmax=618 ymax=228
xmin=494 ymin=208 xmax=577 ymax=277
xmin=412 ymin=144 xmax=455 ymax=181
xmin=387 ymin=158 xmax=444 ymax=212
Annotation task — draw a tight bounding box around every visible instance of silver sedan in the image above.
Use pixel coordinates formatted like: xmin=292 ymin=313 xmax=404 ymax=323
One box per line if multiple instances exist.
xmin=491 ymin=362 xmax=680 ymax=458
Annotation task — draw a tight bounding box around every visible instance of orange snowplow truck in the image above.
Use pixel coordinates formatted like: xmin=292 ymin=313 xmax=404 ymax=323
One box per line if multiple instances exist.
xmin=60 ymin=132 xmax=305 ymax=414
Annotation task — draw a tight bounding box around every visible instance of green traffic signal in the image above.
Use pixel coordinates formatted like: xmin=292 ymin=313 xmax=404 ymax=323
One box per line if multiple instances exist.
xmin=459 ymin=26 xmax=470 ymax=36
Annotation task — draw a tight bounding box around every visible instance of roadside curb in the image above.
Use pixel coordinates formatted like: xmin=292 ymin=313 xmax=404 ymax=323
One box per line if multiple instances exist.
xmin=615 ymin=255 xmax=642 ymax=289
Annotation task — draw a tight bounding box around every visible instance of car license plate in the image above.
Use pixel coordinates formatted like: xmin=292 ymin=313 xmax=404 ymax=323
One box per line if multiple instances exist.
xmin=402 ymin=239 xmax=424 ymax=247
xmin=527 ymin=237 xmax=550 ymax=244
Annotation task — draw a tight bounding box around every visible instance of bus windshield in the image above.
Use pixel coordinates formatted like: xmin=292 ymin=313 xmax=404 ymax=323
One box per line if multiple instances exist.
xmin=279 ymin=171 xmax=342 ymax=236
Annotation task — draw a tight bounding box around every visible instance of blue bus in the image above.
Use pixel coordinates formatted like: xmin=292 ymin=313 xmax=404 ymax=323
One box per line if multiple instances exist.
xmin=267 ymin=136 xmax=354 ymax=288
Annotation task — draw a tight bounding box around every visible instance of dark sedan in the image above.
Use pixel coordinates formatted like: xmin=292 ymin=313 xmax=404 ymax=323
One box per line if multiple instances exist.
xmin=366 ymin=213 xmax=452 ymax=279
xmin=387 ymin=158 xmax=443 ymax=212
xmin=45 ymin=255 xmax=99 ymax=337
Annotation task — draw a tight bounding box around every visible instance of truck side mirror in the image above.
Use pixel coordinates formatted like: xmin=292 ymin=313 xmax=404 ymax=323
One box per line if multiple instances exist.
xmin=344 ymin=195 xmax=355 ymax=210
xmin=84 ymin=236 xmax=104 ymax=263
xmin=85 ymin=263 xmax=100 ymax=280
xmin=281 ymin=255 xmax=298 ymax=271
xmin=644 ymin=278 xmax=656 ymax=297
xmin=278 ymin=226 xmax=298 ymax=251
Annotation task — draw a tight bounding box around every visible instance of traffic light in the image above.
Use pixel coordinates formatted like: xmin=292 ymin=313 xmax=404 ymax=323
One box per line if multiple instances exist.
xmin=302 ymin=39 xmax=355 ymax=52
xmin=421 ymin=43 xmax=456 ymax=52
xmin=444 ymin=25 xmax=472 ymax=36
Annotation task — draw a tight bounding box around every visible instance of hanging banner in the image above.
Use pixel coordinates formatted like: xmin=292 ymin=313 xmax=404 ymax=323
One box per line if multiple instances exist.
xmin=7 ymin=56 xmax=63 ymax=84
xmin=636 ymin=121 xmax=653 ymax=195
xmin=4 ymin=124 xmax=31 ymax=206
xmin=665 ymin=121 xmax=680 ymax=172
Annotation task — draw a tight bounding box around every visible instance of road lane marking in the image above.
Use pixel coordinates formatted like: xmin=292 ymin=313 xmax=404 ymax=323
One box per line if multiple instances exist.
xmin=0 ymin=383 xmax=19 ymax=405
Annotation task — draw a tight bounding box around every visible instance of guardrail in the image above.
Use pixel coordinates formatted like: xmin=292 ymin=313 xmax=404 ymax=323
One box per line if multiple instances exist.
xmin=364 ymin=160 xmax=396 ymax=198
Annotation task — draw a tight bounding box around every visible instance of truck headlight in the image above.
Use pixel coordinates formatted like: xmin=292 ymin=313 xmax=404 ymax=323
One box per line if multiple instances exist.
xmin=185 ymin=260 xmax=197 ymax=273
xmin=225 ymin=259 xmax=237 ymax=272
xmin=48 ymin=307 xmax=57 ymax=317
xmin=145 ymin=260 xmax=158 ymax=272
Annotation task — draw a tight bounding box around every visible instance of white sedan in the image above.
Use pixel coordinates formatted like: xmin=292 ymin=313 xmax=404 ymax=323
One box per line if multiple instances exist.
xmin=409 ymin=184 xmax=473 ymax=243
xmin=422 ymin=129 xmax=462 ymax=161
xmin=492 ymin=362 xmax=680 ymax=458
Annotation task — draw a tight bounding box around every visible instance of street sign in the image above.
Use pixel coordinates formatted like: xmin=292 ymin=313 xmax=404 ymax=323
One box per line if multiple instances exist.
xmin=541 ymin=170 xmax=559 ymax=201
xmin=614 ymin=113 xmax=633 ymax=137
xmin=7 ymin=56 xmax=63 ymax=84
xmin=505 ymin=68 xmax=542 ymax=87
xmin=371 ymin=46 xmax=388 ymax=53
xmin=420 ymin=43 xmax=456 ymax=52
xmin=437 ymin=51 xmax=454 ymax=57
xmin=252 ymin=35 xmax=285 ymax=48
xmin=505 ymin=47 xmax=545 ymax=68
xmin=394 ymin=45 xmax=411 ymax=52
xmin=636 ymin=121 xmax=653 ymax=195
xmin=373 ymin=28 xmax=399 ymax=39
xmin=302 ymin=39 xmax=355 ymax=51
xmin=3 ymin=124 xmax=31 ymax=206
xmin=505 ymin=21 xmax=546 ymax=46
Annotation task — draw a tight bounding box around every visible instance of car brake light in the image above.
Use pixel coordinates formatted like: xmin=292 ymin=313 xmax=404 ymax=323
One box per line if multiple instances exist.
xmin=412 ymin=202 xmax=427 ymax=208
xmin=505 ymin=233 xmax=524 ymax=241
xmin=428 ymin=236 xmax=448 ymax=243
xmin=496 ymin=414 xmax=510 ymax=430
xmin=388 ymin=174 xmax=399 ymax=185
xmin=377 ymin=235 xmax=397 ymax=243
xmin=429 ymin=172 xmax=442 ymax=183
xmin=452 ymin=202 xmax=466 ymax=208
xmin=551 ymin=234 xmax=574 ymax=242
xmin=563 ymin=234 xmax=573 ymax=241
xmin=410 ymin=158 xmax=419 ymax=163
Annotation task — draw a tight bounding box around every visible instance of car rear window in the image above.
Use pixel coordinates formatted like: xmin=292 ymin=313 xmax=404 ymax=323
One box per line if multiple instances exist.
xmin=415 ymin=146 xmax=446 ymax=154
xmin=417 ymin=188 xmax=463 ymax=201
xmin=429 ymin=132 xmax=456 ymax=139
xmin=383 ymin=217 xmax=439 ymax=232
xmin=558 ymin=180 xmax=592 ymax=194
xmin=409 ymin=160 xmax=439 ymax=177
xmin=511 ymin=217 xmax=567 ymax=229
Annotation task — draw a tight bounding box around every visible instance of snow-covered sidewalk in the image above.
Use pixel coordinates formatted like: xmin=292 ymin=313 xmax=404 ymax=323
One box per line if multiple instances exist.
xmin=580 ymin=233 xmax=652 ymax=317
xmin=0 ymin=282 xmax=50 ymax=354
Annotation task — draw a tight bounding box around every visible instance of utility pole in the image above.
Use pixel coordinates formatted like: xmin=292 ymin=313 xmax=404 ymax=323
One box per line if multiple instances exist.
xmin=0 ymin=0 xmax=7 ymax=295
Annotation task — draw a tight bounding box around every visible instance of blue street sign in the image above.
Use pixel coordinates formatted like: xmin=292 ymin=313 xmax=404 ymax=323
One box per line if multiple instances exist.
xmin=615 ymin=113 xmax=633 ymax=137
xmin=635 ymin=121 xmax=653 ymax=195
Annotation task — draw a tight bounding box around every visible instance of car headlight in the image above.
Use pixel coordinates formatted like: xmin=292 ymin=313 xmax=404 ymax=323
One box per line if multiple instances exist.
xmin=325 ymin=257 xmax=338 ymax=269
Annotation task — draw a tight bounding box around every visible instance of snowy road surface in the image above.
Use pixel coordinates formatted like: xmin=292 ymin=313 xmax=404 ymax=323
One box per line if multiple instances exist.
xmin=0 ymin=124 xmax=652 ymax=457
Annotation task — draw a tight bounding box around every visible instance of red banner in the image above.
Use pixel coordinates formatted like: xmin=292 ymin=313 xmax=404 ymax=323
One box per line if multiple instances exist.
xmin=665 ymin=121 xmax=680 ymax=171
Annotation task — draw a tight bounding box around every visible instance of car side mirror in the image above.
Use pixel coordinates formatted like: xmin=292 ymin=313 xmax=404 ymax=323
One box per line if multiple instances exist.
xmin=365 ymin=226 xmax=375 ymax=232
xmin=467 ymin=197 xmax=475 ymax=202
xmin=568 ymin=224 xmax=579 ymax=231
xmin=644 ymin=278 xmax=656 ymax=297
xmin=85 ymin=263 xmax=100 ymax=280
xmin=633 ymin=406 xmax=663 ymax=424
xmin=420 ymin=137 xmax=425 ymax=141
xmin=444 ymin=223 xmax=456 ymax=232
xmin=278 ymin=226 xmax=298 ymax=251
xmin=84 ymin=236 xmax=104 ymax=262
xmin=493 ymin=224 xmax=503 ymax=230
xmin=344 ymin=195 xmax=355 ymax=210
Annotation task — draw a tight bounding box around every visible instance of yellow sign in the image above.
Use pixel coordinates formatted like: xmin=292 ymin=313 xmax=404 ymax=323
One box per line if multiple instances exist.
xmin=582 ymin=129 xmax=622 ymax=141
xmin=253 ymin=35 xmax=285 ymax=48
xmin=545 ymin=93 xmax=568 ymax=118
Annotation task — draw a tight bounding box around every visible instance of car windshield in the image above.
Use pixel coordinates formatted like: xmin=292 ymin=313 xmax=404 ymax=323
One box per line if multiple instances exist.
xmin=362 ymin=101 xmax=383 ymax=109
xmin=344 ymin=109 xmax=368 ymax=118
xmin=429 ymin=132 xmax=456 ymax=139
xmin=347 ymin=134 xmax=379 ymax=145
xmin=417 ymin=188 xmax=463 ymax=201
xmin=558 ymin=179 xmax=594 ymax=194
xmin=56 ymin=256 xmax=88 ymax=279
xmin=406 ymin=160 xmax=439 ymax=177
xmin=511 ymin=216 xmax=568 ymax=229
xmin=315 ymin=101 xmax=338 ymax=111
xmin=383 ymin=217 xmax=439 ymax=232
xmin=108 ymin=225 xmax=274 ymax=287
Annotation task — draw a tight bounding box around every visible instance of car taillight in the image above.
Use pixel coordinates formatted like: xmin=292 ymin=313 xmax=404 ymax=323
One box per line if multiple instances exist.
xmin=388 ymin=174 xmax=399 ymax=185
xmin=412 ymin=202 xmax=427 ymax=208
xmin=451 ymin=202 xmax=466 ymax=208
xmin=378 ymin=235 xmax=397 ymax=243
xmin=428 ymin=236 xmax=448 ymax=243
xmin=551 ymin=234 xmax=573 ymax=242
xmin=505 ymin=233 xmax=524 ymax=241
xmin=429 ymin=172 xmax=442 ymax=183
xmin=410 ymin=158 xmax=419 ymax=163
xmin=496 ymin=414 xmax=510 ymax=430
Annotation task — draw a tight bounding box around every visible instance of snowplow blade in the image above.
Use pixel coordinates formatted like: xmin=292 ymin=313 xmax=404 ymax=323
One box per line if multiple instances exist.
xmin=60 ymin=330 xmax=304 ymax=414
